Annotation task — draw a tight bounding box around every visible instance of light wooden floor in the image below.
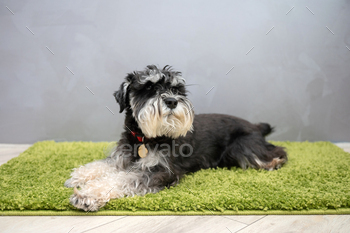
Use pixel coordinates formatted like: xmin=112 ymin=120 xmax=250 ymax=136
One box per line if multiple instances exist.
xmin=0 ymin=143 xmax=349 ymax=233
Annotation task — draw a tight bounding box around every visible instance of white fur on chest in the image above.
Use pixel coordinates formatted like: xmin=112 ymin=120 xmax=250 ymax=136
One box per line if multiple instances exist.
xmin=135 ymin=148 xmax=170 ymax=172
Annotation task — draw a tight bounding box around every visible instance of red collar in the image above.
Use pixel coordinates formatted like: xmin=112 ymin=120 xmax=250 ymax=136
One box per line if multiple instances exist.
xmin=130 ymin=131 xmax=145 ymax=143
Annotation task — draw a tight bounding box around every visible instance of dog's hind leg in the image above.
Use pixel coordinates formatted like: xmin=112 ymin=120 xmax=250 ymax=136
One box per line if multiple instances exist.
xmin=251 ymin=143 xmax=288 ymax=170
xmin=219 ymin=133 xmax=287 ymax=170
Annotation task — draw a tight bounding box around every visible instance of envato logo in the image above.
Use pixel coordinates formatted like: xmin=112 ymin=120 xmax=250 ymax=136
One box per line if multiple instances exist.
xmin=118 ymin=140 xmax=193 ymax=158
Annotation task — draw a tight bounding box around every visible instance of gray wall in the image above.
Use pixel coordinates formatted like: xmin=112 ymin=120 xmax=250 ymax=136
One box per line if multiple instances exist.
xmin=1 ymin=0 xmax=350 ymax=143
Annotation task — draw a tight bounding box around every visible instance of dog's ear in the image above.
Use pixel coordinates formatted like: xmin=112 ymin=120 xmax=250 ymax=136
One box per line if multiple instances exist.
xmin=113 ymin=82 xmax=129 ymax=113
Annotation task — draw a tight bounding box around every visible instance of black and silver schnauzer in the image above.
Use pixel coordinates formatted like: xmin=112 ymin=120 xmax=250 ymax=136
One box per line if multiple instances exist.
xmin=65 ymin=65 xmax=288 ymax=211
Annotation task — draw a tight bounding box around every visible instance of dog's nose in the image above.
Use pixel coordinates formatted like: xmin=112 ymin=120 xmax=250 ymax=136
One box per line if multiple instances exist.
xmin=164 ymin=98 xmax=178 ymax=109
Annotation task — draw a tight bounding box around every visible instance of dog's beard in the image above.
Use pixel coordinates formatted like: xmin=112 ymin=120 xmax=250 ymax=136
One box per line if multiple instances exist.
xmin=131 ymin=94 xmax=194 ymax=139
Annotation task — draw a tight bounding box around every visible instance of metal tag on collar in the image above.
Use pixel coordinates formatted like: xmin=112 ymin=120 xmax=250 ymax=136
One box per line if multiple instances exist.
xmin=138 ymin=144 xmax=148 ymax=158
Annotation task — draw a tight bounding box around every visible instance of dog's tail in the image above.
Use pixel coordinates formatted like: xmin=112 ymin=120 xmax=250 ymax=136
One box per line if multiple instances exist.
xmin=257 ymin=123 xmax=274 ymax=137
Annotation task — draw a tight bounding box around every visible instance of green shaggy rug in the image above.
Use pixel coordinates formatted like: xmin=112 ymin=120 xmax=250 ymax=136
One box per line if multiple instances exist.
xmin=0 ymin=141 xmax=349 ymax=216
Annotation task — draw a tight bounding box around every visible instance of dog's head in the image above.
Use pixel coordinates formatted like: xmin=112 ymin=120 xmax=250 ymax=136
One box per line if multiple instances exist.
xmin=114 ymin=65 xmax=194 ymax=139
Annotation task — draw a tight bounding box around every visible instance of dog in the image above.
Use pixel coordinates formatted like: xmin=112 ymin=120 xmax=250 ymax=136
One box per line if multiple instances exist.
xmin=64 ymin=65 xmax=288 ymax=211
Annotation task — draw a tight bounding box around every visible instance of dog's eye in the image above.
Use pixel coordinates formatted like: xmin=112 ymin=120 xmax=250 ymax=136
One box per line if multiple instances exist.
xmin=171 ymin=87 xmax=178 ymax=93
xmin=145 ymin=82 xmax=153 ymax=90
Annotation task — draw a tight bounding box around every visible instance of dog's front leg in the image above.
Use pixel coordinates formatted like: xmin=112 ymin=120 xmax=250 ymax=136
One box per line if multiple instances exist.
xmin=70 ymin=169 xmax=163 ymax=211
xmin=64 ymin=160 xmax=116 ymax=188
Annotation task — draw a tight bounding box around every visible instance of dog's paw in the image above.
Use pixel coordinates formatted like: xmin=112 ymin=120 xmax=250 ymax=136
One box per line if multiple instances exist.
xmin=69 ymin=187 xmax=105 ymax=212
